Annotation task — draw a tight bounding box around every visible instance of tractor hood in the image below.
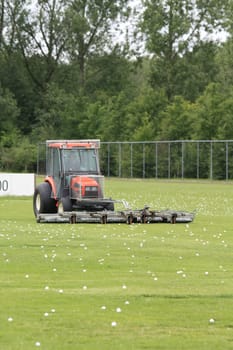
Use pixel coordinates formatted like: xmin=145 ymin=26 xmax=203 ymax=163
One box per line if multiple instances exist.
xmin=69 ymin=175 xmax=104 ymax=200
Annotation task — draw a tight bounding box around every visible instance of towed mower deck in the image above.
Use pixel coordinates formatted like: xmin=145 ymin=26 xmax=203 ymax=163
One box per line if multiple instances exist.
xmin=36 ymin=200 xmax=195 ymax=224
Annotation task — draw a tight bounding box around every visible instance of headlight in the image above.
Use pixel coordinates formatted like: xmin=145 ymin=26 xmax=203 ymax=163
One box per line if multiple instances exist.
xmin=85 ymin=186 xmax=98 ymax=191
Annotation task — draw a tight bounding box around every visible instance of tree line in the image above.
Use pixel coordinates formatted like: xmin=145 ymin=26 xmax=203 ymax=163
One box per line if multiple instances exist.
xmin=1 ymin=0 xmax=233 ymax=174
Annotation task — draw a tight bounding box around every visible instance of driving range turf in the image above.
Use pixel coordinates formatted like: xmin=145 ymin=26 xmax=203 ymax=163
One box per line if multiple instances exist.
xmin=1 ymin=178 xmax=233 ymax=349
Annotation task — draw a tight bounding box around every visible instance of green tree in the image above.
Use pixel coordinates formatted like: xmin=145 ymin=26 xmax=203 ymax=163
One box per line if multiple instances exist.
xmin=0 ymin=51 xmax=39 ymax=134
xmin=16 ymin=0 xmax=67 ymax=92
xmin=0 ymin=0 xmax=23 ymax=53
xmin=0 ymin=0 xmax=36 ymax=134
xmin=0 ymin=133 xmax=37 ymax=172
xmin=85 ymin=49 xmax=134 ymax=98
xmin=97 ymin=91 xmax=131 ymax=141
xmin=32 ymin=83 xmax=83 ymax=141
xmin=213 ymin=37 xmax=233 ymax=138
xmin=0 ymin=85 xmax=19 ymax=139
xmin=126 ymin=87 xmax=168 ymax=140
xmin=174 ymin=41 xmax=219 ymax=101
xmin=217 ymin=94 xmax=233 ymax=139
xmin=158 ymin=96 xmax=197 ymax=140
xmin=216 ymin=38 xmax=233 ymax=92
xmin=194 ymin=83 xmax=225 ymax=139
xmin=64 ymin=0 xmax=130 ymax=89
xmin=140 ymin=0 xmax=228 ymax=100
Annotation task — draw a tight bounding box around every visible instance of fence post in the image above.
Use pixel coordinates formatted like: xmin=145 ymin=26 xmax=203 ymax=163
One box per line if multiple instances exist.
xmin=168 ymin=142 xmax=171 ymax=178
xmin=118 ymin=143 xmax=121 ymax=177
xmin=182 ymin=141 xmax=184 ymax=179
xmin=142 ymin=143 xmax=145 ymax=178
xmin=107 ymin=143 xmax=110 ymax=177
xmin=37 ymin=144 xmax=40 ymax=175
xmin=155 ymin=143 xmax=158 ymax=178
xmin=226 ymin=141 xmax=228 ymax=181
xmin=210 ymin=141 xmax=213 ymax=180
xmin=130 ymin=143 xmax=133 ymax=178
xmin=196 ymin=142 xmax=199 ymax=179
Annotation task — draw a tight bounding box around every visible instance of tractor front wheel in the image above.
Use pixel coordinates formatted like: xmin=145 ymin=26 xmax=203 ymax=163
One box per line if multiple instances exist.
xmin=33 ymin=182 xmax=57 ymax=217
xmin=58 ymin=197 xmax=73 ymax=215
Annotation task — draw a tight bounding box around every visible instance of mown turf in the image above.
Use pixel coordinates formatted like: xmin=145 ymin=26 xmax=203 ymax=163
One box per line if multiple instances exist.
xmin=1 ymin=179 xmax=233 ymax=349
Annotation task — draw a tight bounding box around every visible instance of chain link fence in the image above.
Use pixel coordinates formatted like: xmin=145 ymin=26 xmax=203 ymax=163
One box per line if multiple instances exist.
xmin=37 ymin=140 xmax=233 ymax=180
xmin=100 ymin=140 xmax=233 ymax=180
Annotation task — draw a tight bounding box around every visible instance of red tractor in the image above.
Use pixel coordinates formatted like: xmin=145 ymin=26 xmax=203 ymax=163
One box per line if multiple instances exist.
xmin=33 ymin=140 xmax=114 ymax=217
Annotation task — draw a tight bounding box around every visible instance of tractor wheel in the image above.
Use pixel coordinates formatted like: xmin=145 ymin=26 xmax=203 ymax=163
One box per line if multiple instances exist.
xmin=33 ymin=182 xmax=57 ymax=217
xmin=58 ymin=197 xmax=73 ymax=214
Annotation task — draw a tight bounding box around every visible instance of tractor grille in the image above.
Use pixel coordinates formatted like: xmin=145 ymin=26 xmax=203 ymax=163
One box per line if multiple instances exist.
xmin=84 ymin=186 xmax=99 ymax=198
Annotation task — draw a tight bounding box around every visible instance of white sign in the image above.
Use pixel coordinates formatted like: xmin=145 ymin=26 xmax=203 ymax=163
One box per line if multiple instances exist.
xmin=0 ymin=173 xmax=35 ymax=196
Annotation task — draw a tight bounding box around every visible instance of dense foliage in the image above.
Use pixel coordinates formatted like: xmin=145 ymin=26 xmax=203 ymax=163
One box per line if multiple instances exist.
xmin=0 ymin=0 xmax=233 ymax=173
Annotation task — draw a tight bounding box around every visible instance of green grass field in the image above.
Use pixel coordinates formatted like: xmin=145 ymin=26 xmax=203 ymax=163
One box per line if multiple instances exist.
xmin=1 ymin=178 xmax=233 ymax=349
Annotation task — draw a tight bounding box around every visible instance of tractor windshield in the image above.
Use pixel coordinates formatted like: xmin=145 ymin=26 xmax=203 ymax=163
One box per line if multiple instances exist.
xmin=62 ymin=148 xmax=98 ymax=173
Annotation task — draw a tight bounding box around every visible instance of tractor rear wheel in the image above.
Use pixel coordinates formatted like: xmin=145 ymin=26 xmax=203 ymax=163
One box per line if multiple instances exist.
xmin=33 ymin=182 xmax=57 ymax=217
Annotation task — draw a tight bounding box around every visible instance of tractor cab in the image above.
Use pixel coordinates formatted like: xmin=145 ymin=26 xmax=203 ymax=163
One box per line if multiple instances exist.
xmin=45 ymin=140 xmax=103 ymax=200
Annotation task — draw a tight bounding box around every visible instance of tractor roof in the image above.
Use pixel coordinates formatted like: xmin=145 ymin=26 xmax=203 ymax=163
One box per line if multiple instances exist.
xmin=46 ymin=140 xmax=100 ymax=149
